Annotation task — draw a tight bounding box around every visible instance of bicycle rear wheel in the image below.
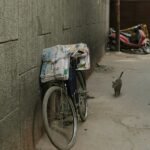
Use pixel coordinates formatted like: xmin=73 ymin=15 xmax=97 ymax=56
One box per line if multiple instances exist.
xmin=42 ymin=86 xmax=77 ymax=150
xmin=76 ymin=71 xmax=88 ymax=122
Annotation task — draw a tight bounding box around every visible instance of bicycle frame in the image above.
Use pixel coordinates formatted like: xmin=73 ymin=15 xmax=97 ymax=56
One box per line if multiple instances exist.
xmin=41 ymin=58 xmax=81 ymax=108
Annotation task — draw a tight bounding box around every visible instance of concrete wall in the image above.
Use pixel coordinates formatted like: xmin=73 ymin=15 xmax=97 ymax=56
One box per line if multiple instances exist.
xmin=0 ymin=0 xmax=109 ymax=150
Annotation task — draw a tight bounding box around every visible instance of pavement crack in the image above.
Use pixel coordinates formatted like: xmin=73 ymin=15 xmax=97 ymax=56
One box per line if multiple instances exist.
xmin=110 ymin=117 xmax=135 ymax=150
xmin=111 ymin=117 xmax=131 ymax=131
xmin=126 ymin=137 xmax=135 ymax=150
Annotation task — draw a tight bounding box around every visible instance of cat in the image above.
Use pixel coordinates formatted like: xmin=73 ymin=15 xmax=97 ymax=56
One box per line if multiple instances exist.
xmin=112 ymin=72 xmax=124 ymax=97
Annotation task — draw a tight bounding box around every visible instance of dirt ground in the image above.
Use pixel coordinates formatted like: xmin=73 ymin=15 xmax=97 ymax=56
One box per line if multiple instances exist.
xmin=36 ymin=52 xmax=150 ymax=150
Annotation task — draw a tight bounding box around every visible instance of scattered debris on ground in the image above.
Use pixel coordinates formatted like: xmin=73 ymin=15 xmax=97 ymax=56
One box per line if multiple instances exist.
xmin=95 ymin=63 xmax=114 ymax=73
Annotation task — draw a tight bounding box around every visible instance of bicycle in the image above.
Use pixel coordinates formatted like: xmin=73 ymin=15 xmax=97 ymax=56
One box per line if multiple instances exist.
xmin=42 ymin=56 xmax=88 ymax=150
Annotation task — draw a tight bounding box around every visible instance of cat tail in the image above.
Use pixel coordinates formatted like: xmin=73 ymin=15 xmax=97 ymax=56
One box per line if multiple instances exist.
xmin=119 ymin=72 xmax=124 ymax=79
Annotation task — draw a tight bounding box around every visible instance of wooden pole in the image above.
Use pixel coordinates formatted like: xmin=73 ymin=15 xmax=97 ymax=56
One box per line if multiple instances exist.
xmin=116 ymin=0 xmax=120 ymax=51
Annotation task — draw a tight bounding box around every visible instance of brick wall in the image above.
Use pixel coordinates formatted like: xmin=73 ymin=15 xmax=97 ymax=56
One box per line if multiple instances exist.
xmin=0 ymin=0 xmax=110 ymax=150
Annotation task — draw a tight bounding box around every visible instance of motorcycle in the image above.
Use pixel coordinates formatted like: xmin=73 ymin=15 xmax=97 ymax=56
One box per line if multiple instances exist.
xmin=108 ymin=24 xmax=150 ymax=54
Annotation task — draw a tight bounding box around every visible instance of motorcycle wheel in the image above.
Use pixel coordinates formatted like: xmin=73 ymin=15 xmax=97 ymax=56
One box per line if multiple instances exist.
xmin=142 ymin=41 xmax=150 ymax=54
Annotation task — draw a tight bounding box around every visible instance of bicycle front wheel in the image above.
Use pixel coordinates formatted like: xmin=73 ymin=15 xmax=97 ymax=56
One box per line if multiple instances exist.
xmin=42 ymin=86 xmax=77 ymax=150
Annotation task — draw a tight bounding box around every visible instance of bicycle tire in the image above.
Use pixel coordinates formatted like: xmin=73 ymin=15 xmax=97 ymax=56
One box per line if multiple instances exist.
xmin=76 ymin=71 xmax=88 ymax=122
xmin=42 ymin=86 xmax=77 ymax=150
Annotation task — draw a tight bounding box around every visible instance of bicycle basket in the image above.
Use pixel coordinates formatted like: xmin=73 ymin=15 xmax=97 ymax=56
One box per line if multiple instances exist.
xmin=40 ymin=43 xmax=90 ymax=83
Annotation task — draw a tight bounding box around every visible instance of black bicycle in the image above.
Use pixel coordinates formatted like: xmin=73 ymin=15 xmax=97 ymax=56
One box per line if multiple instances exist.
xmin=42 ymin=57 xmax=88 ymax=150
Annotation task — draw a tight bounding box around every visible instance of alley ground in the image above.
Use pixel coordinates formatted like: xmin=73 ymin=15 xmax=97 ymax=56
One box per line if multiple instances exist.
xmin=37 ymin=52 xmax=150 ymax=150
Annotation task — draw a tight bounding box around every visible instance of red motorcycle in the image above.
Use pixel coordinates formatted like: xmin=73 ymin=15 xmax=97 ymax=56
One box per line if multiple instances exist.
xmin=108 ymin=25 xmax=150 ymax=54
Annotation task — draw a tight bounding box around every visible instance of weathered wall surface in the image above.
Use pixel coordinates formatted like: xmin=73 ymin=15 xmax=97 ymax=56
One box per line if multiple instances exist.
xmin=0 ymin=0 xmax=109 ymax=150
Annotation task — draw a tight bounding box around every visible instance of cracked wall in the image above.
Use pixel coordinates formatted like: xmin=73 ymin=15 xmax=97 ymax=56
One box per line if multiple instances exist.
xmin=0 ymin=0 xmax=110 ymax=150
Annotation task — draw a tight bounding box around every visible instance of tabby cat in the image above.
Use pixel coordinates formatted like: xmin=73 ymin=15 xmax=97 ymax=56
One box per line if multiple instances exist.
xmin=112 ymin=72 xmax=124 ymax=97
